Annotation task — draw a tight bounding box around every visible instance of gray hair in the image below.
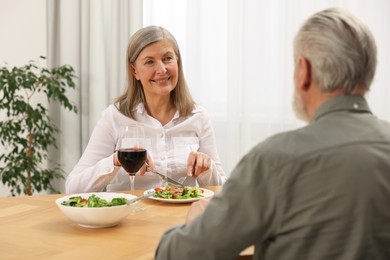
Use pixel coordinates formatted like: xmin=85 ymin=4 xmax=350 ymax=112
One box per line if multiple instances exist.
xmin=294 ymin=8 xmax=377 ymax=94
xmin=115 ymin=26 xmax=195 ymax=118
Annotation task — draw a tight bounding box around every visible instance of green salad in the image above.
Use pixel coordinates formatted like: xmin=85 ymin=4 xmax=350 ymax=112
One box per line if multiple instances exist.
xmin=153 ymin=185 xmax=204 ymax=199
xmin=61 ymin=194 xmax=127 ymax=207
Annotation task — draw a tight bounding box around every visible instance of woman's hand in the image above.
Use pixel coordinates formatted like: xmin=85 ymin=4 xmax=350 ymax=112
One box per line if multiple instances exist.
xmin=187 ymin=151 xmax=211 ymax=177
xmin=139 ymin=152 xmax=156 ymax=175
xmin=113 ymin=152 xmax=121 ymax=167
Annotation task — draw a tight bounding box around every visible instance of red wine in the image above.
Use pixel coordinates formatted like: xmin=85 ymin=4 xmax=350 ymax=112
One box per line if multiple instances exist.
xmin=117 ymin=148 xmax=147 ymax=175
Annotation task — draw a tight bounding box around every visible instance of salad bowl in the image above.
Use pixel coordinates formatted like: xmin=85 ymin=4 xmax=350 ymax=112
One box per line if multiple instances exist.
xmin=56 ymin=192 xmax=137 ymax=228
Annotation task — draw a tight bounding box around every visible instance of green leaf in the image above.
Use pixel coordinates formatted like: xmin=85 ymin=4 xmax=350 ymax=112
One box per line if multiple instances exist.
xmin=0 ymin=56 xmax=78 ymax=196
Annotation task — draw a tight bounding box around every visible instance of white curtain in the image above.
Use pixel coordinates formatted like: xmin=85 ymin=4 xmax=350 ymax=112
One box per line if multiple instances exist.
xmin=143 ymin=0 xmax=390 ymax=175
xmin=46 ymin=0 xmax=142 ymax=192
xmin=46 ymin=0 xmax=390 ymax=194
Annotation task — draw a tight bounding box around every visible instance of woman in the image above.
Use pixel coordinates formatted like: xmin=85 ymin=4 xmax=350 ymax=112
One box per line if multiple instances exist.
xmin=66 ymin=26 xmax=226 ymax=193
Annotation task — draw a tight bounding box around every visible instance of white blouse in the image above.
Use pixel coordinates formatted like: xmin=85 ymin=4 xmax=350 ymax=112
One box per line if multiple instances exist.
xmin=66 ymin=103 xmax=226 ymax=193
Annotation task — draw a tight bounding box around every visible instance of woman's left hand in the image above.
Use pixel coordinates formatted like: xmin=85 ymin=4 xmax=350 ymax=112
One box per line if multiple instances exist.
xmin=140 ymin=152 xmax=156 ymax=175
xmin=187 ymin=151 xmax=211 ymax=177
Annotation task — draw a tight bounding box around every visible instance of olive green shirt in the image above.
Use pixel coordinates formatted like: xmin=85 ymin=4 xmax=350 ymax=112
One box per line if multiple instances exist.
xmin=156 ymin=96 xmax=390 ymax=260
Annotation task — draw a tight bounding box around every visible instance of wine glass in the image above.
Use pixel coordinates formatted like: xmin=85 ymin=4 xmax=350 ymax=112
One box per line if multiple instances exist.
xmin=117 ymin=124 xmax=146 ymax=195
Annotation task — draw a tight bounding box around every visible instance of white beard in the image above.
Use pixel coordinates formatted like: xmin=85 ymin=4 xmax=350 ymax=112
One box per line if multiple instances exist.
xmin=292 ymin=89 xmax=310 ymax=122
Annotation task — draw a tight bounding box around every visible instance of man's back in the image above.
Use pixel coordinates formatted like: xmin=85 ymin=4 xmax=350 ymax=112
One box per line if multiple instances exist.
xmin=258 ymin=96 xmax=390 ymax=259
xmin=155 ymin=8 xmax=389 ymax=260
xmin=156 ymin=96 xmax=390 ymax=260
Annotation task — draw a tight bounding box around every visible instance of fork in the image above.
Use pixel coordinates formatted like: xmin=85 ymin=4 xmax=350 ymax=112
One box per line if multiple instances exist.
xmin=182 ymin=175 xmax=198 ymax=187
xmin=182 ymin=145 xmax=198 ymax=187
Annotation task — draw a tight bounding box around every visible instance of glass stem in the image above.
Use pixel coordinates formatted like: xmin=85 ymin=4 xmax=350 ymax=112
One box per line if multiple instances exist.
xmin=129 ymin=175 xmax=135 ymax=194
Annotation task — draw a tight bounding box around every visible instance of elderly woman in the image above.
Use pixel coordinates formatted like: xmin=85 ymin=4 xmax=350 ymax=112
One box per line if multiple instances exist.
xmin=66 ymin=26 xmax=226 ymax=193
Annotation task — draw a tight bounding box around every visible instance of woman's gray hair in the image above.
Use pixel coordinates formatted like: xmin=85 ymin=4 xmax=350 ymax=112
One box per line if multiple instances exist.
xmin=294 ymin=8 xmax=377 ymax=94
xmin=115 ymin=26 xmax=195 ymax=119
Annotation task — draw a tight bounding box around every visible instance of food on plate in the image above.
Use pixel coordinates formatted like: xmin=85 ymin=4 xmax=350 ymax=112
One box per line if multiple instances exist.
xmin=61 ymin=194 xmax=128 ymax=207
xmin=153 ymin=185 xmax=204 ymax=199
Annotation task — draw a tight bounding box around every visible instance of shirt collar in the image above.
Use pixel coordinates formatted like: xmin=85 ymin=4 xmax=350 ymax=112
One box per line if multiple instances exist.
xmin=135 ymin=103 xmax=147 ymax=114
xmin=311 ymin=95 xmax=372 ymax=123
xmin=135 ymin=102 xmax=202 ymax=118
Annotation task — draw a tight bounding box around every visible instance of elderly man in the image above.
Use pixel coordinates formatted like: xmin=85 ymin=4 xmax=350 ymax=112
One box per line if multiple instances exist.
xmin=155 ymin=8 xmax=390 ymax=260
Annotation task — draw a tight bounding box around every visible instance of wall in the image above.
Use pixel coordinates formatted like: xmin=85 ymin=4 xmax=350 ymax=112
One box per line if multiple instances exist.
xmin=0 ymin=0 xmax=47 ymax=196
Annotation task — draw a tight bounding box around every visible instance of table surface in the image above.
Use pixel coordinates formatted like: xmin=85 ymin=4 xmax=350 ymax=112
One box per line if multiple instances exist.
xmin=0 ymin=186 xmax=252 ymax=259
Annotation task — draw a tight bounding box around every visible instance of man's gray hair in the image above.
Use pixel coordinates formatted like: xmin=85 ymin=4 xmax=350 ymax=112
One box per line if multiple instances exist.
xmin=294 ymin=8 xmax=377 ymax=94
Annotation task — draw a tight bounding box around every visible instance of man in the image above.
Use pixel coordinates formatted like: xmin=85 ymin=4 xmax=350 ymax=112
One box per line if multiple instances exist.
xmin=155 ymin=8 xmax=390 ymax=259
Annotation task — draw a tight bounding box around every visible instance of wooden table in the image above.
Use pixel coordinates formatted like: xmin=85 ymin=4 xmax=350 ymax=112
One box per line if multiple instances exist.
xmin=0 ymin=186 xmax=252 ymax=259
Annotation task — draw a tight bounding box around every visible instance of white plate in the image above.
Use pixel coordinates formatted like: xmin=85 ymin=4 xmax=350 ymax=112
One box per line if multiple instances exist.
xmin=144 ymin=188 xmax=214 ymax=204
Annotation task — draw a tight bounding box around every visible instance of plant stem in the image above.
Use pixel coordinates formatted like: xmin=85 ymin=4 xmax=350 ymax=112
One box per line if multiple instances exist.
xmin=27 ymin=131 xmax=33 ymax=196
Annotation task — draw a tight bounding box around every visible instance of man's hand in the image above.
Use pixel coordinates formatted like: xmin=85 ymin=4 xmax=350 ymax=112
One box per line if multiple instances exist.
xmin=186 ymin=197 xmax=212 ymax=223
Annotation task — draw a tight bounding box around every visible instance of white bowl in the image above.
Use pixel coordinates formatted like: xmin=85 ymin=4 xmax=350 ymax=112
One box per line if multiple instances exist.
xmin=56 ymin=192 xmax=137 ymax=228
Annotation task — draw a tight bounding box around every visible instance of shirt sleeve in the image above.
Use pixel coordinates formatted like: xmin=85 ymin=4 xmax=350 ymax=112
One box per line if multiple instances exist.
xmin=196 ymin=109 xmax=227 ymax=185
xmin=155 ymin=146 xmax=280 ymax=259
xmin=65 ymin=107 xmax=120 ymax=193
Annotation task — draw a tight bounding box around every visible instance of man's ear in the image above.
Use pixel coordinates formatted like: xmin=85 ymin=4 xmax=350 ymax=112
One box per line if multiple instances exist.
xmin=297 ymin=56 xmax=312 ymax=92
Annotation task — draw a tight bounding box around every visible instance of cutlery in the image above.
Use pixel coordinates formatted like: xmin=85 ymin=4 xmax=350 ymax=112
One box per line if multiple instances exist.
xmin=182 ymin=176 xmax=197 ymax=187
xmin=152 ymin=171 xmax=185 ymax=188
xmin=182 ymin=145 xmax=198 ymax=187
xmin=127 ymin=191 xmax=156 ymax=205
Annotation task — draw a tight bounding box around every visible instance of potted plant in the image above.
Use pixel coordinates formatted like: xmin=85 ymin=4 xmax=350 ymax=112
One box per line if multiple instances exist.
xmin=0 ymin=57 xmax=78 ymax=196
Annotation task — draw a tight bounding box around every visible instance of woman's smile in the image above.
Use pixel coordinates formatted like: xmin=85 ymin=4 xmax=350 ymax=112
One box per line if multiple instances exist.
xmin=152 ymin=77 xmax=171 ymax=86
xmin=132 ymin=39 xmax=179 ymax=96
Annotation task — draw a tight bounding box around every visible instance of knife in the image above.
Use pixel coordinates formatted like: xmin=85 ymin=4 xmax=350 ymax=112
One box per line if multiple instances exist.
xmin=152 ymin=171 xmax=185 ymax=188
